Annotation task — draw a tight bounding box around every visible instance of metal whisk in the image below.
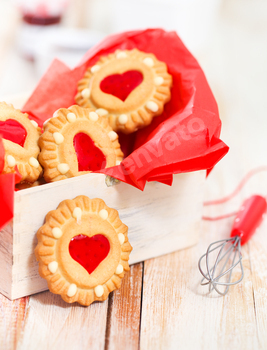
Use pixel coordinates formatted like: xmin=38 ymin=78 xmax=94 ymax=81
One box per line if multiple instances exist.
xmin=198 ymin=195 xmax=267 ymax=296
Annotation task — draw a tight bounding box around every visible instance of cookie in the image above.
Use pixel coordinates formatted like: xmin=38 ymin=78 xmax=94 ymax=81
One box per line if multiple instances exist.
xmin=15 ymin=177 xmax=47 ymax=191
xmin=0 ymin=102 xmax=42 ymax=182
xmin=75 ymin=49 xmax=172 ymax=134
xmin=38 ymin=105 xmax=124 ymax=183
xmin=35 ymin=195 xmax=132 ymax=305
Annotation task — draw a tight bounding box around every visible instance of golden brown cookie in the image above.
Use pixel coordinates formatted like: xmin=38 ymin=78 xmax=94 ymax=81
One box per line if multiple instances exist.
xmin=38 ymin=105 xmax=123 ymax=182
xmin=35 ymin=195 xmax=132 ymax=305
xmin=0 ymin=102 xmax=42 ymax=182
xmin=75 ymin=49 xmax=172 ymax=134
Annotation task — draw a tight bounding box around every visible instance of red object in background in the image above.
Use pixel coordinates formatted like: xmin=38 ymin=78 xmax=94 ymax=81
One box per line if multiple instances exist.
xmin=230 ymin=195 xmax=267 ymax=245
xmin=23 ymin=14 xmax=61 ymax=26
xmin=19 ymin=1 xmax=68 ymax=26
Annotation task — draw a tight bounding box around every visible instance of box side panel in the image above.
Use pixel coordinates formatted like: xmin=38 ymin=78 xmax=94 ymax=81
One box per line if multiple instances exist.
xmin=0 ymin=222 xmax=13 ymax=299
xmin=11 ymin=171 xmax=205 ymax=299
xmin=12 ymin=194 xmax=47 ymax=300
xmin=127 ymin=171 xmax=205 ymax=264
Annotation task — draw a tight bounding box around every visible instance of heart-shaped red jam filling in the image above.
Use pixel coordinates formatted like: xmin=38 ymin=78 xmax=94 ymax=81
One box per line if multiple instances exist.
xmin=100 ymin=70 xmax=143 ymax=101
xmin=73 ymin=133 xmax=106 ymax=172
xmin=0 ymin=119 xmax=27 ymax=147
xmin=69 ymin=234 xmax=110 ymax=274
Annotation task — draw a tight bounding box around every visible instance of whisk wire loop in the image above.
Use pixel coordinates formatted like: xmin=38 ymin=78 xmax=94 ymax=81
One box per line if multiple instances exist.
xmin=198 ymin=236 xmax=244 ymax=296
xmin=199 ymin=195 xmax=267 ymax=296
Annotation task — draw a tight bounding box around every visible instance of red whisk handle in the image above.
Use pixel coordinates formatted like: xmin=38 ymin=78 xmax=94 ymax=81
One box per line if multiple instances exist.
xmin=230 ymin=195 xmax=267 ymax=245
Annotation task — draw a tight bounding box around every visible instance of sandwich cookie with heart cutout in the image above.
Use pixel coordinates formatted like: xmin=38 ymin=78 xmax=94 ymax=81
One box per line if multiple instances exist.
xmin=35 ymin=195 xmax=132 ymax=305
xmin=0 ymin=102 xmax=42 ymax=183
xmin=75 ymin=49 xmax=172 ymax=134
xmin=38 ymin=105 xmax=124 ymax=182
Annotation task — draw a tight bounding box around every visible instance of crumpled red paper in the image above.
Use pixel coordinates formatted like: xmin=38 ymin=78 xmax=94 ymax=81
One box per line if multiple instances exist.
xmin=0 ymin=137 xmax=22 ymax=230
xmin=0 ymin=28 xmax=228 ymax=231
xmin=23 ymin=28 xmax=228 ymax=188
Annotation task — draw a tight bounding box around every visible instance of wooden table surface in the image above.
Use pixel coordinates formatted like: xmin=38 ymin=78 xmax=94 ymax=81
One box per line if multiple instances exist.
xmin=1 ymin=213 xmax=267 ymax=350
xmin=1 ymin=1 xmax=267 ymax=349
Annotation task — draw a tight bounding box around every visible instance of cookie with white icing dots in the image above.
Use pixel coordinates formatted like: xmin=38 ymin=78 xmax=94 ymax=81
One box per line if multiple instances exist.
xmin=38 ymin=105 xmax=123 ymax=183
xmin=0 ymin=102 xmax=42 ymax=183
xmin=35 ymin=195 xmax=132 ymax=305
xmin=75 ymin=49 xmax=172 ymax=134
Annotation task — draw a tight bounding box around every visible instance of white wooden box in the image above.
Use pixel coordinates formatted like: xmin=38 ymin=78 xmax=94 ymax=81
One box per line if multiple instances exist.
xmin=0 ymin=170 xmax=205 ymax=300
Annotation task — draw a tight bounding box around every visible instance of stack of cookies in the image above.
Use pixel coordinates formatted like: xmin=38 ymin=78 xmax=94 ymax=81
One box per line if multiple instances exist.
xmin=0 ymin=49 xmax=172 ymax=187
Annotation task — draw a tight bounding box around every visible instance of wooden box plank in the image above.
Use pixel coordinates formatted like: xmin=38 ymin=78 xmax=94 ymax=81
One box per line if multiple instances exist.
xmin=0 ymin=170 xmax=206 ymax=300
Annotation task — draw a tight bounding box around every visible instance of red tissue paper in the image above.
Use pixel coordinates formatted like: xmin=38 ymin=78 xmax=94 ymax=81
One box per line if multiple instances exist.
xmin=0 ymin=137 xmax=22 ymax=230
xmin=0 ymin=28 xmax=229 ymax=230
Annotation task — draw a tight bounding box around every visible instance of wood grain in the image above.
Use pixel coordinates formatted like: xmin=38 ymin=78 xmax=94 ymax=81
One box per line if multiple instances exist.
xmin=1 ymin=2 xmax=267 ymax=348
xmin=105 ymin=263 xmax=143 ymax=350
xmin=16 ymin=291 xmax=109 ymax=350
xmin=0 ymin=223 xmax=13 ymax=299
xmin=248 ymin=219 xmax=267 ymax=349
xmin=139 ymin=220 xmax=260 ymax=350
xmin=0 ymin=294 xmax=28 ymax=350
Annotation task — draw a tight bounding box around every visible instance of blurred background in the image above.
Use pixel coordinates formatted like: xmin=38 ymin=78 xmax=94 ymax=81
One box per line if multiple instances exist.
xmin=0 ymin=0 xmax=267 ymax=204
xmin=0 ymin=0 xmax=222 ymax=97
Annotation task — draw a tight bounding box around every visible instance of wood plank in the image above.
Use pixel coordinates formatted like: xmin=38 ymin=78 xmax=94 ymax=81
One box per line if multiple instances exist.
xmin=0 ymin=223 xmax=13 ymax=299
xmin=139 ymin=220 xmax=259 ymax=350
xmin=16 ymin=291 xmax=109 ymax=350
xmin=105 ymin=263 xmax=143 ymax=350
xmin=248 ymin=219 xmax=267 ymax=348
xmin=0 ymin=294 xmax=28 ymax=350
